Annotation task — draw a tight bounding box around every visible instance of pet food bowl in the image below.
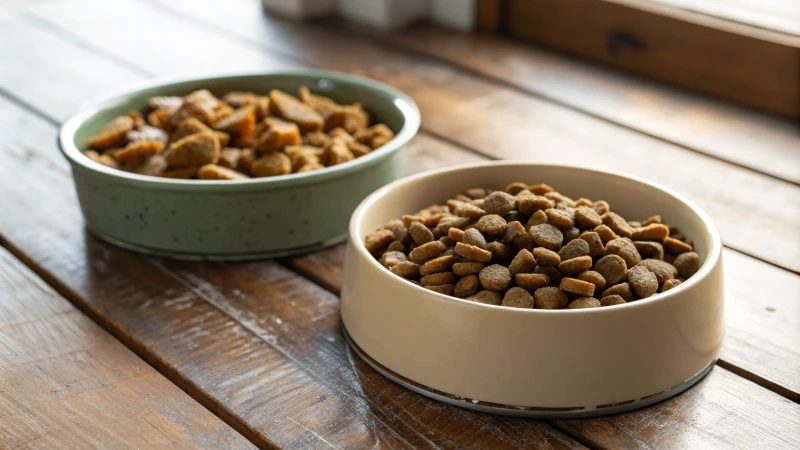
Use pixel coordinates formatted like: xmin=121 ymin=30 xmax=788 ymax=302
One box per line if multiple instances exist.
xmin=341 ymin=161 xmax=724 ymax=417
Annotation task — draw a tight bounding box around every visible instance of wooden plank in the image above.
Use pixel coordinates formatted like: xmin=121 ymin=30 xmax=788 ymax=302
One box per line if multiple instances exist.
xmin=68 ymin=0 xmax=800 ymax=272
xmin=475 ymin=0 xmax=503 ymax=32
xmin=0 ymin=248 xmax=252 ymax=449
xmin=506 ymin=0 xmax=800 ymax=118
xmin=348 ymin=23 xmax=800 ymax=185
xmin=0 ymin=93 xmax=576 ymax=449
xmin=554 ymin=367 xmax=800 ymax=449
xmin=9 ymin=0 xmax=800 ymax=394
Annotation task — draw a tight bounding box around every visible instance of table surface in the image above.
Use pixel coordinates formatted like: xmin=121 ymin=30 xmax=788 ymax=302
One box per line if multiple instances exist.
xmin=0 ymin=0 xmax=798 ymax=448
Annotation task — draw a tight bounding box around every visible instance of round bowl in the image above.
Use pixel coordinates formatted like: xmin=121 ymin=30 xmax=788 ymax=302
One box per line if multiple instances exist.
xmin=341 ymin=162 xmax=724 ymax=418
xmin=59 ymin=70 xmax=420 ymax=260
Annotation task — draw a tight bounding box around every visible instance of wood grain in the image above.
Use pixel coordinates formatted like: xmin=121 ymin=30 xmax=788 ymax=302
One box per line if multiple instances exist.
xmin=0 ymin=95 xmax=578 ymax=449
xmin=507 ymin=0 xmax=800 ymax=118
xmin=0 ymin=248 xmax=252 ymax=449
xmin=7 ymin=0 xmax=800 ymax=395
xmin=351 ymin=23 xmax=800 ymax=185
xmin=96 ymin=0 xmax=800 ymax=272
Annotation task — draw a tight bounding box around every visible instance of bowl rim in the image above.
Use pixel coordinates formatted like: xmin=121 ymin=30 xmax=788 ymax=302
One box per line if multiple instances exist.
xmin=349 ymin=160 xmax=723 ymax=314
xmin=58 ymin=69 xmax=421 ymax=190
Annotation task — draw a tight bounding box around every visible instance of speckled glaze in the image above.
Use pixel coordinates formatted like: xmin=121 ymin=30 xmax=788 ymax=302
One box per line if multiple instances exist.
xmin=59 ymin=71 xmax=420 ymax=259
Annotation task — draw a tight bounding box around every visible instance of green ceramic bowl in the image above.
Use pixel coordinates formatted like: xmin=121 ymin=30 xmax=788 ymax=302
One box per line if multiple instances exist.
xmin=59 ymin=70 xmax=420 ymax=260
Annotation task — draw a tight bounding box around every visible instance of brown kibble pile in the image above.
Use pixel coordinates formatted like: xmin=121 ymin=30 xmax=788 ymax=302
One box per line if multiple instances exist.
xmin=365 ymin=182 xmax=702 ymax=309
xmin=83 ymin=88 xmax=394 ymax=179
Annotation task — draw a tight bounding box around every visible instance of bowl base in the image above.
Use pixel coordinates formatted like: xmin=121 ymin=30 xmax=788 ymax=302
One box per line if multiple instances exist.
xmin=87 ymin=227 xmax=348 ymax=261
xmin=344 ymin=326 xmax=715 ymax=418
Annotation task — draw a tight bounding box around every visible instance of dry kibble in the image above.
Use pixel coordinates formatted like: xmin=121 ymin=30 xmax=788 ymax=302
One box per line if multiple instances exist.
xmin=631 ymin=224 xmax=670 ymax=241
xmin=409 ymin=221 xmax=435 ymax=245
xmin=593 ymin=200 xmax=610 ymax=215
xmin=502 ymin=287 xmax=534 ymax=309
xmin=365 ymin=229 xmax=395 ymax=253
xmin=419 ymin=255 xmax=455 ymax=276
xmin=467 ymin=290 xmax=502 ymax=306
xmin=558 ymin=255 xmax=593 ymax=276
xmin=88 ymin=115 xmax=134 ymax=150
xmin=517 ymin=196 xmax=555 ymax=215
xmin=420 ymin=271 xmax=456 ymax=286
xmin=462 ymin=228 xmax=488 ymax=249
xmin=634 ymin=240 xmax=664 ymax=260
xmin=371 ymin=182 xmax=698 ymax=308
xmin=453 ymin=261 xmax=485 ymax=276
xmin=594 ymin=224 xmax=617 ymax=244
xmin=601 ymin=212 xmax=633 ymax=238
xmin=529 ymin=223 xmax=563 ymax=250
xmin=674 ymin=252 xmax=701 ymax=278
xmin=384 ymin=219 xmax=409 ymax=242
xmin=390 ymin=261 xmax=420 ymax=279
xmin=380 ymin=251 xmax=408 ymax=268
xmin=161 ymin=166 xmax=199 ymax=179
xmin=600 ymin=295 xmax=627 ymax=307
xmin=664 ymin=237 xmax=693 ymax=254
xmin=455 ymin=202 xmax=487 ymax=219
xmin=504 ymin=182 xmax=529 ymax=195
xmin=578 ymin=270 xmax=607 ymax=293
xmin=574 ymin=206 xmax=603 ymax=230
xmin=487 ymin=242 xmax=515 ymax=265
xmin=535 ymin=266 xmax=562 ymax=286
xmin=197 ymin=164 xmax=249 ymax=180
xmin=579 ymin=231 xmax=605 ymax=257
xmin=524 ymin=212 xmax=547 ymax=231
xmin=602 ymin=282 xmax=634 ymax=301
xmin=642 ymin=215 xmax=662 ymax=226
xmin=409 ymin=241 xmax=446 ymax=263
xmin=163 ymin=132 xmax=220 ymax=166
xmin=426 ymin=284 xmax=455 ymax=295
xmin=545 ymin=191 xmax=574 ymax=207
xmin=627 ymin=265 xmax=658 ymax=298
xmin=251 ymin=152 xmax=292 ymax=177
xmin=454 ymin=275 xmax=480 ymax=298
xmin=661 ymin=279 xmax=682 ymax=292
xmin=567 ymin=297 xmax=601 ymax=309
xmin=269 ymin=89 xmax=324 ymax=133
xmin=516 ymin=273 xmax=550 ymax=291
xmin=534 ymin=287 xmax=568 ymax=309
xmin=637 ymin=259 xmax=678 ymax=286
xmin=502 ymin=221 xmax=531 ymax=249
xmin=448 ymin=227 xmax=465 ymax=242
xmin=508 ymin=249 xmax=536 ymax=276
xmin=466 ymin=188 xmax=489 ymax=199
xmin=558 ymin=239 xmax=590 ymax=261
xmin=483 ymin=191 xmax=516 ymax=216
xmin=479 ymin=264 xmax=512 ymax=291
xmin=454 ymin=242 xmax=493 ymax=263
xmin=387 ymin=240 xmax=405 ymax=252
xmin=114 ymin=140 xmax=164 ymax=162
xmin=563 ymin=227 xmax=581 ymax=243
xmin=560 ymin=277 xmax=595 ymax=297
xmin=533 ymin=247 xmax=560 ymax=266
xmin=545 ymin=208 xmax=574 ymax=231
xmin=528 ymin=183 xmax=553 ymax=195
xmin=595 ymin=254 xmax=628 ymax=285
xmin=475 ymin=214 xmax=507 ymax=235
xmin=605 ymin=238 xmax=641 ymax=267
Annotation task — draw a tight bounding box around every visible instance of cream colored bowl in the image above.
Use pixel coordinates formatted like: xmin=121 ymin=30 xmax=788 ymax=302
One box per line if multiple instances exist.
xmin=341 ymin=162 xmax=724 ymax=418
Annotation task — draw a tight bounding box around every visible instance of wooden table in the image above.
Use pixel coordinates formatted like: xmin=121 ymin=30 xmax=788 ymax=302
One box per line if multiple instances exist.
xmin=1 ymin=0 xmax=798 ymax=448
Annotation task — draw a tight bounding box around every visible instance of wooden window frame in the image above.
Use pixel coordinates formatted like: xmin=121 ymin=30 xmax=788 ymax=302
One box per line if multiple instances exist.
xmin=478 ymin=0 xmax=800 ymax=118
